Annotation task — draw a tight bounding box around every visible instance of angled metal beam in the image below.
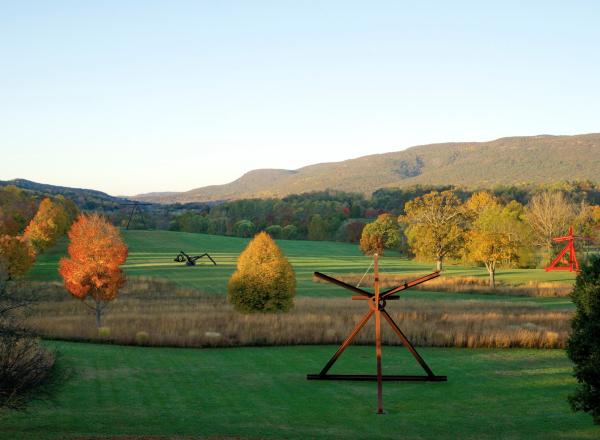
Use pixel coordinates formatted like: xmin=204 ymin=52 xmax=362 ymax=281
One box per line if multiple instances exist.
xmin=380 ymin=271 xmax=440 ymax=299
xmin=381 ymin=310 xmax=435 ymax=377
xmin=314 ymin=272 xmax=372 ymax=298
xmin=307 ymin=374 xmax=447 ymax=382
xmin=317 ymin=309 xmax=374 ymax=376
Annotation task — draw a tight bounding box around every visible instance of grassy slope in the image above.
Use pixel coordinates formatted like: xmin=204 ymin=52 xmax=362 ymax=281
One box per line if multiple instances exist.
xmin=1 ymin=341 xmax=598 ymax=440
xmin=27 ymin=230 xmax=577 ymax=308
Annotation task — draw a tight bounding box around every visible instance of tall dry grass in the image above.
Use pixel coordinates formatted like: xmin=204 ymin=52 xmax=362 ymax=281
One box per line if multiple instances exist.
xmin=15 ymin=278 xmax=572 ymax=349
xmin=313 ymin=273 xmax=573 ymax=297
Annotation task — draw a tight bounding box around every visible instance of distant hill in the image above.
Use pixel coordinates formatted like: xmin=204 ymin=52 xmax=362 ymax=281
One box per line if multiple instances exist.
xmin=133 ymin=133 xmax=600 ymax=204
xmin=0 ymin=178 xmax=133 ymax=210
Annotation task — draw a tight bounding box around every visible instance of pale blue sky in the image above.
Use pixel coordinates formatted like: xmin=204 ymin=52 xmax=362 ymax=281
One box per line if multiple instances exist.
xmin=1 ymin=1 xmax=599 ymax=196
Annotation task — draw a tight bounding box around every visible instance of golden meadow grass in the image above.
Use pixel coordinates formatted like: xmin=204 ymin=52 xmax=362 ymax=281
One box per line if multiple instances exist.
xmin=314 ymin=273 xmax=573 ymax=297
xmin=14 ymin=277 xmax=572 ymax=349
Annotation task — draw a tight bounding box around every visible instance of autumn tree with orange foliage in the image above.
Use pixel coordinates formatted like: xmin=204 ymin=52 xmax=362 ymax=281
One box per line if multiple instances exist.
xmin=59 ymin=214 xmax=128 ymax=327
xmin=24 ymin=198 xmax=71 ymax=254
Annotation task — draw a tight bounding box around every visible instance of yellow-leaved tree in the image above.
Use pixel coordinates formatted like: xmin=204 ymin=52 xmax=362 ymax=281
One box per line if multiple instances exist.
xmin=24 ymin=198 xmax=71 ymax=254
xmin=466 ymin=194 xmax=525 ymax=288
xmin=402 ymin=190 xmax=467 ymax=271
xmin=0 ymin=235 xmax=36 ymax=281
xmin=227 ymin=231 xmax=296 ymax=313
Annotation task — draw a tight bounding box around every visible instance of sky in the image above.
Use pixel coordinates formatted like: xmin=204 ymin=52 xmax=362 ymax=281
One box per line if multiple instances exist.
xmin=1 ymin=1 xmax=599 ymax=196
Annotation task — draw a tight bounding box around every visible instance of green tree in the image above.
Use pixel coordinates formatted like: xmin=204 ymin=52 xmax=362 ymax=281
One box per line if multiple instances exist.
xmin=402 ymin=190 xmax=466 ymax=271
xmin=466 ymin=198 xmax=523 ymax=288
xmin=282 ymin=224 xmax=298 ymax=240
xmin=265 ymin=225 xmax=283 ymax=239
xmin=566 ymin=255 xmax=600 ymax=424
xmin=307 ymin=214 xmax=328 ymax=241
xmin=232 ymin=219 xmax=256 ymax=238
xmin=336 ymin=219 xmax=366 ymax=243
xmin=359 ymin=214 xmax=401 ymax=255
xmin=207 ymin=217 xmax=228 ymax=235
xmin=227 ymin=232 xmax=295 ymax=313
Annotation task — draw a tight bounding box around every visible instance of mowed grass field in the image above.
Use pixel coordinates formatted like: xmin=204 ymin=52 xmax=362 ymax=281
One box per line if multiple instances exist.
xmin=1 ymin=341 xmax=599 ymax=440
xmin=26 ymin=229 xmax=577 ymax=308
xmin=10 ymin=230 xmax=597 ymax=439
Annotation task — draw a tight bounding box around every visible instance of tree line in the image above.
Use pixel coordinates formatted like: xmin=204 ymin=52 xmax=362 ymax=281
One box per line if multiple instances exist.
xmin=0 ymin=186 xmax=79 ymax=410
xmin=359 ymin=190 xmax=600 ymax=287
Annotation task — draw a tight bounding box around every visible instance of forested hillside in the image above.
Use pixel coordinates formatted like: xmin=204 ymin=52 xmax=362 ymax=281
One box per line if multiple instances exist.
xmin=133 ymin=134 xmax=600 ymax=203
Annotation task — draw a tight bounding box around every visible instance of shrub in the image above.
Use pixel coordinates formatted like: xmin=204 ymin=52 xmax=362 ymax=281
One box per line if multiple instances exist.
xmin=0 ymin=256 xmax=58 ymax=409
xmin=135 ymin=331 xmax=149 ymax=345
xmin=282 ymin=225 xmax=298 ymax=240
xmin=98 ymin=326 xmax=111 ymax=338
xmin=567 ymin=255 xmax=600 ymax=424
xmin=227 ymin=232 xmax=295 ymax=313
xmin=265 ymin=225 xmax=283 ymax=239
xmin=0 ymin=332 xmax=56 ymax=410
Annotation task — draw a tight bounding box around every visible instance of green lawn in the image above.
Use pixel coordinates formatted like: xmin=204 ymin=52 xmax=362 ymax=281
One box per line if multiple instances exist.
xmin=27 ymin=229 xmax=577 ymax=308
xmin=1 ymin=341 xmax=598 ymax=439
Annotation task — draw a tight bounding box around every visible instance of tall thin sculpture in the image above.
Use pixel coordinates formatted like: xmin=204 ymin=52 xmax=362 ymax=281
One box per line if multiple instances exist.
xmin=307 ymin=254 xmax=446 ymax=413
xmin=120 ymin=202 xmax=152 ymax=230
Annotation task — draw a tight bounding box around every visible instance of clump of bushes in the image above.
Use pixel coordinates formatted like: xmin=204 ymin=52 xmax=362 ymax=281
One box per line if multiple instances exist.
xmin=135 ymin=331 xmax=149 ymax=345
xmin=227 ymin=232 xmax=295 ymax=313
xmin=0 ymin=331 xmax=56 ymax=410
xmin=567 ymin=255 xmax=600 ymax=424
xmin=0 ymin=261 xmax=57 ymax=411
xmin=97 ymin=326 xmax=111 ymax=338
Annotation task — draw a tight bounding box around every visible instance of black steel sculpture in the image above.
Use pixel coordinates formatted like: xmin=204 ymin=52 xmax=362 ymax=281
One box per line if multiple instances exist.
xmin=174 ymin=250 xmax=217 ymax=266
xmin=120 ymin=202 xmax=152 ymax=230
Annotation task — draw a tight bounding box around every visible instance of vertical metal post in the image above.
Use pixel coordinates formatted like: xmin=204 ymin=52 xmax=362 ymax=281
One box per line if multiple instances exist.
xmin=374 ymin=253 xmax=384 ymax=414
xmin=126 ymin=204 xmax=136 ymax=230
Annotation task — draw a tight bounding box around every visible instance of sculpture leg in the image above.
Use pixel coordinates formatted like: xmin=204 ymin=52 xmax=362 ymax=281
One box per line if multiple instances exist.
xmin=381 ymin=310 xmax=435 ymax=377
xmin=318 ymin=309 xmax=374 ymax=376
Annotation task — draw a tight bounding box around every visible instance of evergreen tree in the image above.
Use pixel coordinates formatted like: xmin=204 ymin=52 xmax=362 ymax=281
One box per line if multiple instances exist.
xmin=567 ymin=255 xmax=600 ymax=424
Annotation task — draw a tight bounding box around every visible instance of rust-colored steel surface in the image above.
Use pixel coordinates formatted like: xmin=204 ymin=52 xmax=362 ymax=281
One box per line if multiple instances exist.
xmin=545 ymin=226 xmax=593 ymax=273
xmin=307 ymin=255 xmax=447 ymax=413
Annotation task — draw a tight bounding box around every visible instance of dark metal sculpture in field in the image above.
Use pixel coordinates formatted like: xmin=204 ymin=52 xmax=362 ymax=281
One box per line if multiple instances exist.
xmin=174 ymin=250 xmax=217 ymax=266
xmin=120 ymin=202 xmax=152 ymax=230
xmin=307 ymin=254 xmax=446 ymax=414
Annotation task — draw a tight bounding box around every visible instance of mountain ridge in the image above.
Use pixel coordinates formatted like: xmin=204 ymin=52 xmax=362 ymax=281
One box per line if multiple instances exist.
xmin=132 ymin=133 xmax=600 ymax=204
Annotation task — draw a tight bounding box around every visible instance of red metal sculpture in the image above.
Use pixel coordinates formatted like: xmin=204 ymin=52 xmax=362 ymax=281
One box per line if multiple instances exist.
xmin=307 ymin=254 xmax=446 ymax=414
xmin=545 ymin=226 xmax=582 ymax=273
